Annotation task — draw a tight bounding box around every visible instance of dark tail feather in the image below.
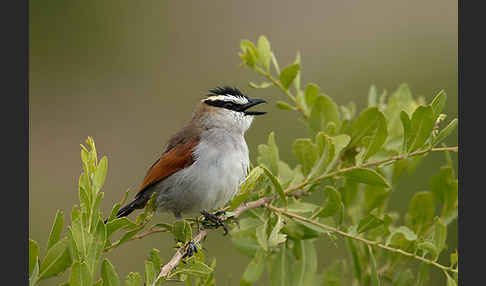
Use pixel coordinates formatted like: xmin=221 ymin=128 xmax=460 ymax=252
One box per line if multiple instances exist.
xmin=104 ymin=197 xmax=148 ymax=223
xmin=116 ymin=200 xmax=139 ymax=218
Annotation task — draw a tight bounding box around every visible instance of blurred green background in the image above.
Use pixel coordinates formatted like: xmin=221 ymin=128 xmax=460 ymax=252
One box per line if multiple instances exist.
xmin=30 ymin=1 xmax=457 ymax=285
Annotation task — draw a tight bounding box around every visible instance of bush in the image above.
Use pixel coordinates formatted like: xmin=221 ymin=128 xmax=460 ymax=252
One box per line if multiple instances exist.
xmin=29 ymin=36 xmax=458 ymax=286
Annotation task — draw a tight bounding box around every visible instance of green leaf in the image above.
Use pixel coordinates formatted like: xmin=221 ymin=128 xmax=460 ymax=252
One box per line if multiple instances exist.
xmin=408 ymin=191 xmax=435 ymax=234
xmin=432 ymin=217 xmax=447 ymax=257
xmin=111 ymin=225 xmax=144 ymax=247
xmin=445 ymin=272 xmax=457 ymax=286
xmin=39 ymin=237 xmax=72 ymax=280
xmin=144 ymin=261 xmax=156 ymax=285
xmin=257 ymin=132 xmax=280 ymax=175
xmin=47 ymin=210 xmax=64 ymax=251
xmin=333 ymin=134 xmax=351 ymax=156
xmin=368 ymin=246 xmax=380 ymax=286
xmin=430 ymin=90 xmax=447 ymax=120
xmin=318 ymin=186 xmax=343 ymax=222
xmin=364 ymin=185 xmax=389 ymax=214
xmin=282 ymin=218 xmax=322 ymax=240
xmin=256 ymin=221 xmax=268 ymax=251
xmin=348 ymin=107 xmax=388 ymax=161
xmin=29 ymin=259 xmax=39 ymax=286
xmin=249 ymin=81 xmax=273 ymax=89
xmin=309 ymin=94 xmax=341 ymax=136
xmin=308 ymin=133 xmax=335 ymax=179
xmin=406 ymin=105 xmax=435 ymax=152
xmin=231 ymin=166 xmax=266 ymax=209
xmin=241 ymin=249 xmax=265 ymax=284
xmin=347 ymin=239 xmax=362 ymax=281
xmin=93 ymin=156 xmax=108 ymax=192
xmin=400 ymin=111 xmax=411 ymax=153
xmin=125 ymin=272 xmax=143 ymax=286
xmin=87 ymin=220 xmax=107 ymax=274
xmin=239 ymin=40 xmax=258 ymax=68
xmin=173 ymin=220 xmax=192 ymax=243
xmin=269 ymin=245 xmax=292 ymax=286
xmin=383 ymin=83 xmax=417 ymax=141
xmin=286 ymin=199 xmax=319 ymax=213
xmin=450 ymin=250 xmax=458 ymax=267
xmin=268 ymin=215 xmax=287 ymax=248
xmin=357 ymin=214 xmax=384 ymax=233
xmin=106 ymin=217 xmax=137 ymax=239
xmin=417 ymin=241 xmax=438 ymax=260
xmin=304 ymin=83 xmax=320 ymax=111
xmin=232 ymin=235 xmax=260 ymax=258
xmin=291 ymin=240 xmax=318 ymax=286
xmin=101 ymin=259 xmax=120 ymax=286
xmin=257 ymin=35 xmax=271 ymax=71
xmin=430 ymin=165 xmax=458 ymax=222
xmin=415 ymin=263 xmax=430 ymax=286
xmin=69 ymin=261 xmax=92 ymax=286
xmin=293 ymin=138 xmax=318 ymax=177
xmin=278 ymin=161 xmax=296 ymax=188
xmin=148 ymin=248 xmax=163 ymax=270
xmin=280 ymin=63 xmax=300 ymax=89
xmin=275 ymin=100 xmax=296 ymax=111
xmin=78 ymin=173 xmax=91 ymax=212
xmin=29 ymin=239 xmax=40 ymax=276
xmin=385 ymin=226 xmax=417 ymax=247
xmin=262 ymin=166 xmax=286 ymax=204
xmin=343 ymin=168 xmax=389 ymax=188
xmin=368 ymin=85 xmax=378 ymax=107
xmin=432 ymin=119 xmax=458 ymax=147
xmin=170 ymin=261 xmax=214 ymax=278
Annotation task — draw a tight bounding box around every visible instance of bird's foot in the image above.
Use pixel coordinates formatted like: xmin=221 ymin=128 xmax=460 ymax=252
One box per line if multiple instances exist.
xmin=200 ymin=210 xmax=228 ymax=235
xmin=181 ymin=240 xmax=199 ymax=261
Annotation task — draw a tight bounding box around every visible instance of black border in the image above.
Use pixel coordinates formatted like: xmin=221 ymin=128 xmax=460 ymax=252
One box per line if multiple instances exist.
xmin=2 ymin=0 xmax=28 ymax=283
xmin=458 ymin=0 xmax=482 ymax=285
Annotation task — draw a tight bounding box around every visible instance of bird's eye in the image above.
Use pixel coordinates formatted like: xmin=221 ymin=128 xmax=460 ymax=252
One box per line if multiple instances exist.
xmin=224 ymin=102 xmax=234 ymax=109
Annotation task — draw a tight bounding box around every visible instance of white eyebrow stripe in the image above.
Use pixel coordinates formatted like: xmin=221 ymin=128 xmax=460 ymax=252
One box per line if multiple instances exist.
xmin=205 ymin=95 xmax=248 ymax=104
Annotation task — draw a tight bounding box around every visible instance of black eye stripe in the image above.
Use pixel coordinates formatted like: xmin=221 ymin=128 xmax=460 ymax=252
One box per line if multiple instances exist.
xmin=204 ymin=99 xmax=240 ymax=111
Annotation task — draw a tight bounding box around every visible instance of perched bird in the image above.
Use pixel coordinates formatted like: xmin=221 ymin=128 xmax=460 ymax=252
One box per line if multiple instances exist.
xmin=116 ymin=87 xmax=266 ymax=222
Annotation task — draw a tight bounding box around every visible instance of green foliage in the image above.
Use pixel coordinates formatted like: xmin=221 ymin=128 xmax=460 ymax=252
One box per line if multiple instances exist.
xmin=236 ymin=35 xmax=458 ymax=285
xmin=29 ymin=36 xmax=458 ymax=286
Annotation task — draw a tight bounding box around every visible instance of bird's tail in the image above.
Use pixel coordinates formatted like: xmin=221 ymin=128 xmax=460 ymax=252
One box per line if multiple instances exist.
xmin=115 ymin=196 xmax=148 ymax=219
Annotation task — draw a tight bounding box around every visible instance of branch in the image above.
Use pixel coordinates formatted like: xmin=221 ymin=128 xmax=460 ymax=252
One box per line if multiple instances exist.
xmin=153 ymin=146 xmax=458 ymax=283
xmin=254 ymin=67 xmax=308 ymax=119
xmin=286 ymin=146 xmax=458 ymax=196
xmin=266 ymin=204 xmax=458 ymax=274
xmin=152 ymin=197 xmax=272 ymax=284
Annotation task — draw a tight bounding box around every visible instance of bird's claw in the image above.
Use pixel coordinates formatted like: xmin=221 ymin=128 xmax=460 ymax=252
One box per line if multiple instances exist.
xmin=200 ymin=210 xmax=229 ymax=235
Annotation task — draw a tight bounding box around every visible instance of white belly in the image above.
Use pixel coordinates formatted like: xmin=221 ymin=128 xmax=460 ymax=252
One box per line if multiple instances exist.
xmin=153 ymin=132 xmax=250 ymax=216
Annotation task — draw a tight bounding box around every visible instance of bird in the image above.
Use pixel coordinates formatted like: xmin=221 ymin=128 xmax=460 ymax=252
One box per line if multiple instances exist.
xmin=115 ymin=86 xmax=266 ymax=224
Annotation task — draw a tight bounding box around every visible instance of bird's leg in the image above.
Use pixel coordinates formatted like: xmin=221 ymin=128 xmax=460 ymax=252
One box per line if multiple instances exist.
xmin=200 ymin=210 xmax=228 ymax=235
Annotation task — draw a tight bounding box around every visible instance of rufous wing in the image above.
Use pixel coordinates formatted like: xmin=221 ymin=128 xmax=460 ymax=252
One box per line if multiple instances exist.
xmin=136 ymin=137 xmax=199 ymax=195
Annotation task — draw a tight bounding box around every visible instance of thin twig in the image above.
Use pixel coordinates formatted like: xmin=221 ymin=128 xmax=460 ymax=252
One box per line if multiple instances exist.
xmin=286 ymin=146 xmax=458 ymax=196
xmin=254 ymin=67 xmax=309 ymax=118
xmin=266 ymin=204 xmax=458 ymax=274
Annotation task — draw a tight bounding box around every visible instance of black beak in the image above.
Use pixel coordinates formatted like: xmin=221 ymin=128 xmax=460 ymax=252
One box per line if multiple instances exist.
xmin=239 ymin=98 xmax=267 ymax=115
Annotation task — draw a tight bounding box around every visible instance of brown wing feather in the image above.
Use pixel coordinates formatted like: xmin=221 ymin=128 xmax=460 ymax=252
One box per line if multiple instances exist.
xmin=136 ymin=137 xmax=199 ymax=195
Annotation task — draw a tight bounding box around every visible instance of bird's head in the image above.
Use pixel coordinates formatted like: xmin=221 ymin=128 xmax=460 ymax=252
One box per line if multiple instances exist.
xmin=196 ymin=86 xmax=266 ymax=133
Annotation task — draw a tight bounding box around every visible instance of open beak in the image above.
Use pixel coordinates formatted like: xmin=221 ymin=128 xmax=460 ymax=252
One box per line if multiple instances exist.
xmin=240 ymin=98 xmax=267 ymax=115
